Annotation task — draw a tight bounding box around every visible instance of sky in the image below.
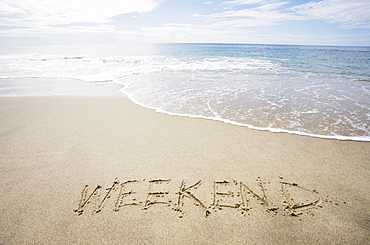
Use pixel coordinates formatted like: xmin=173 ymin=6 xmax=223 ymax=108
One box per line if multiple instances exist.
xmin=0 ymin=0 xmax=370 ymax=46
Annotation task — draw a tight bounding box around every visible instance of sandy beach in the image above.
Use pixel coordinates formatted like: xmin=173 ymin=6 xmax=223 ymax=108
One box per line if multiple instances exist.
xmin=0 ymin=94 xmax=369 ymax=244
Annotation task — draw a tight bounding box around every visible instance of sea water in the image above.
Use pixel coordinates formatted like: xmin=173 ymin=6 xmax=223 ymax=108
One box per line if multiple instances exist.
xmin=0 ymin=43 xmax=369 ymax=141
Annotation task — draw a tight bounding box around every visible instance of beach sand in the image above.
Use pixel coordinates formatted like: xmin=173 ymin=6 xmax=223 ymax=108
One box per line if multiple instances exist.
xmin=0 ymin=95 xmax=369 ymax=244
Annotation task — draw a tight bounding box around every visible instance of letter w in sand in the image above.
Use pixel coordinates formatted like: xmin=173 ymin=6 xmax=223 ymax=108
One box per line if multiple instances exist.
xmin=74 ymin=179 xmax=120 ymax=215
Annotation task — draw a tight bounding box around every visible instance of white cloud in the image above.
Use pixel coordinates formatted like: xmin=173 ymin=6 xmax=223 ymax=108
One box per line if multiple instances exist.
xmin=0 ymin=25 xmax=118 ymax=37
xmin=195 ymin=0 xmax=370 ymax=30
xmin=1 ymin=0 xmax=369 ymax=45
xmin=225 ymin=0 xmax=271 ymax=6
xmin=208 ymin=12 xmax=303 ymax=28
xmin=139 ymin=25 xmax=234 ymax=43
xmin=256 ymin=1 xmax=289 ymax=11
xmin=166 ymin=23 xmax=193 ymax=27
xmin=293 ymin=0 xmax=370 ymax=29
xmin=195 ymin=1 xmax=303 ymax=27
xmin=0 ymin=0 xmax=163 ymax=27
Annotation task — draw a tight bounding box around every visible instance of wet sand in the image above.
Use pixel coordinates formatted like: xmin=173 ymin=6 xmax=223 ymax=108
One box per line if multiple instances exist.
xmin=0 ymin=95 xmax=369 ymax=244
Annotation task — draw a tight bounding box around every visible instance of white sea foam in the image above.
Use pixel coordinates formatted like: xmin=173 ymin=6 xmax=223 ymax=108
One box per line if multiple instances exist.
xmin=116 ymin=69 xmax=370 ymax=141
xmin=0 ymin=46 xmax=369 ymax=142
xmin=0 ymin=54 xmax=281 ymax=82
xmin=120 ymin=85 xmax=370 ymax=142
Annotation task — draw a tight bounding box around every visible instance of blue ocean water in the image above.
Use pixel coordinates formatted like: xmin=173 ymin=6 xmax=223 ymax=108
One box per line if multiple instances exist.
xmin=0 ymin=43 xmax=369 ymax=141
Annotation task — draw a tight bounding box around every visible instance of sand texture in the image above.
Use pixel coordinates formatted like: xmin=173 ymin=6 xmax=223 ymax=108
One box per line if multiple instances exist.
xmin=0 ymin=96 xmax=369 ymax=244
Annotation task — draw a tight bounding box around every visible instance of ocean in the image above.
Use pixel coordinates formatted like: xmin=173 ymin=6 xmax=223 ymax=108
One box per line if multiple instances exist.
xmin=0 ymin=43 xmax=369 ymax=141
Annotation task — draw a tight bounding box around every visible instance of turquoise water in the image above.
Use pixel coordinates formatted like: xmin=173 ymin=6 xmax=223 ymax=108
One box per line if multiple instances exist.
xmin=0 ymin=43 xmax=369 ymax=140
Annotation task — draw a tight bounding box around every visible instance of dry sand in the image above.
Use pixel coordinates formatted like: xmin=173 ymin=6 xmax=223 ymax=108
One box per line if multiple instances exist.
xmin=0 ymin=95 xmax=369 ymax=244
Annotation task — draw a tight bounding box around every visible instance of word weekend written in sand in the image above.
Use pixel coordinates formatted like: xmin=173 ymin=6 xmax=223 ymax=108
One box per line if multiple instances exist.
xmin=74 ymin=177 xmax=326 ymax=218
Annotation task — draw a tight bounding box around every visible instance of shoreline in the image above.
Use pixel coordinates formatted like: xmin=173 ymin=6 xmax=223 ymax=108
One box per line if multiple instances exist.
xmin=122 ymin=90 xmax=370 ymax=142
xmin=2 ymin=77 xmax=369 ymax=142
xmin=0 ymin=95 xmax=369 ymax=244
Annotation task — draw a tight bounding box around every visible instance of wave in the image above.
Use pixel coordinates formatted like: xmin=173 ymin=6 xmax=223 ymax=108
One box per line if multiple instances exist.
xmin=1 ymin=52 xmax=369 ymax=142
xmin=0 ymin=54 xmax=283 ymax=82
xmin=120 ymin=87 xmax=370 ymax=142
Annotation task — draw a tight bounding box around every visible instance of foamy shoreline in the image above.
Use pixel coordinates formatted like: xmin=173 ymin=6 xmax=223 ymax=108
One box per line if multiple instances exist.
xmin=0 ymin=94 xmax=369 ymax=244
xmin=1 ymin=76 xmax=369 ymax=142
xmin=1 ymin=44 xmax=369 ymax=140
xmin=121 ymin=88 xmax=370 ymax=142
